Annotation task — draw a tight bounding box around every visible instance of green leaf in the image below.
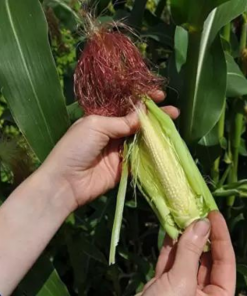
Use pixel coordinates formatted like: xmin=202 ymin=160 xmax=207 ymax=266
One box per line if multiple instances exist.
xmin=68 ymin=197 xmax=112 ymax=267
xmin=129 ymin=0 xmax=148 ymax=28
xmin=67 ymin=101 xmax=84 ymax=123
xmin=155 ymin=0 xmax=167 ymax=18
xmin=13 ymin=255 xmax=70 ymax=296
xmin=174 ymin=26 xmax=188 ymax=72
xmin=141 ymin=23 xmax=175 ymax=48
xmin=0 ymin=0 xmax=70 ymax=162
xmin=179 ymin=0 xmax=247 ymax=143
xmin=44 ymin=0 xmax=81 ymax=27
xmin=80 ymin=235 xmax=108 ymax=265
xmin=170 ymin=0 xmax=230 ymax=29
xmin=238 ymin=264 xmax=247 ymax=286
xmin=197 ymin=123 xmax=222 ymax=169
xmin=229 ymin=213 xmax=244 ymax=232
xmin=213 ymin=180 xmax=247 ymax=198
xmin=66 ymin=229 xmax=108 ymax=289
xmin=226 ymin=52 xmax=247 ymax=97
xmin=125 ymin=200 xmax=137 ymax=208
xmin=199 ymin=123 xmax=220 ymax=147
xmin=36 ymin=271 xmax=70 ymax=296
xmin=119 ymin=249 xmax=153 ymax=281
xmin=109 ymin=142 xmax=129 ymax=265
xmin=209 ymin=0 xmax=247 ymax=45
xmin=239 ymin=138 xmax=247 ymax=156
xmin=157 ymin=226 xmax=166 ymax=250
xmin=166 ymin=52 xmax=184 ymax=104
xmin=181 ymin=33 xmax=226 ymax=144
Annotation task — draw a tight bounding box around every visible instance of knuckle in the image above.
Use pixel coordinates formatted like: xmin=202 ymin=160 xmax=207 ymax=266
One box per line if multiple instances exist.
xmin=121 ymin=117 xmax=132 ymax=132
xmin=70 ymin=117 xmax=84 ymax=129
xmin=85 ymin=115 xmax=99 ymax=126
xmin=181 ymin=238 xmax=202 ymax=256
xmin=122 ymin=115 xmax=137 ymax=134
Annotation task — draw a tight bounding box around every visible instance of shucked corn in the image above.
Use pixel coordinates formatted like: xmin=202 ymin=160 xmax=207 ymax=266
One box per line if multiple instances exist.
xmin=130 ymin=97 xmax=217 ymax=238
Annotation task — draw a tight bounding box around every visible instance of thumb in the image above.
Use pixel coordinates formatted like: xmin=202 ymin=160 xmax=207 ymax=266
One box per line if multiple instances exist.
xmin=170 ymin=219 xmax=211 ymax=280
xmin=106 ymin=111 xmax=140 ymax=138
xmin=83 ymin=111 xmax=140 ymax=139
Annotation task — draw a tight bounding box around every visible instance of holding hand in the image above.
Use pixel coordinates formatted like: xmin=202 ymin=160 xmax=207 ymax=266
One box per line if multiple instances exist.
xmin=139 ymin=211 xmax=236 ymax=296
xmin=43 ymin=91 xmax=179 ymax=208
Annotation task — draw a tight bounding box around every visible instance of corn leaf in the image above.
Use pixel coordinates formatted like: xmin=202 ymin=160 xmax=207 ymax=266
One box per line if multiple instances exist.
xmin=155 ymin=0 xmax=167 ymax=18
xmin=170 ymin=0 xmax=230 ymax=29
xmin=213 ymin=180 xmax=247 ymax=198
xmin=129 ymin=0 xmax=148 ymax=28
xmin=226 ymin=52 xmax=247 ymax=97
xmin=141 ymin=23 xmax=175 ymax=49
xmin=174 ymin=26 xmax=188 ymax=72
xmin=67 ymin=101 xmax=84 ymax=123
xmin=13 ymin=255 xmax=70 ymax=296
xmin=180 ymin=0 xmax=247 ymax=144
xmin=197 ymin=122 xmax=222 ymax=171
xmin=0 ymin=0 xmax=70 ymax=162
xmin=43 ymin=0 xmax=81 ymax=30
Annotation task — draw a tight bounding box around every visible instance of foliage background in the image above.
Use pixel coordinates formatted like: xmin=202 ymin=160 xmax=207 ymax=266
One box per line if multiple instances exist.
xmin=1 ymin=0 xmax=247 ymax=295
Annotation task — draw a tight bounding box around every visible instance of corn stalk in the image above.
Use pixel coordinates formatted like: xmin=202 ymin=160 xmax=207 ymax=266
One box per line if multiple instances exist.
xmin=227 ymin=15 xmax=247 ymax=208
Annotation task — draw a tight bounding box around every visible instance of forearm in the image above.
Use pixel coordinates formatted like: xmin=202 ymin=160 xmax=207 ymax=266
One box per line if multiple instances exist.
xmin=0 ymin=166 xmax=75 ymax=295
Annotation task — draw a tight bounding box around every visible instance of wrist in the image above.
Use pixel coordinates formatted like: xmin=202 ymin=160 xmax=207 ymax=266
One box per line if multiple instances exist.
xmin=34 ymin=162 xmax=78 ymax=216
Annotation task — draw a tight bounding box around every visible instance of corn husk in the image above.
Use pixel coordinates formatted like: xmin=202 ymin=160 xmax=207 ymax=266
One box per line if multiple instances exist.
xmin=129 ymin=97 xmax=217 ymax=238
xmin=109 ymin=98 xmax=217 ymax=264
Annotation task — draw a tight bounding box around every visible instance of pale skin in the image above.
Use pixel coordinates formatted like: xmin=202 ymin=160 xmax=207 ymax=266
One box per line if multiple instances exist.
xmin=0 ymin=91 xmax=235 ymax=296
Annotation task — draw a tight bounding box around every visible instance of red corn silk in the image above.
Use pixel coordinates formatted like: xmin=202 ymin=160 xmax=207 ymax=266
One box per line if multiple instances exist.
xmin=74 ymin=28 xmax=163 ymax=117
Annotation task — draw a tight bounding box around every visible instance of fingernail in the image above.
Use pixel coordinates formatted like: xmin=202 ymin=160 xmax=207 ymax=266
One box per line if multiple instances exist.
xmin=193 ymin=219 xmax=210 ymax=237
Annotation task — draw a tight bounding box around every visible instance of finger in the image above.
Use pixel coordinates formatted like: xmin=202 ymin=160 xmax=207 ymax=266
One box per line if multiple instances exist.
xmin=149 ymin=90 xmax=166 ymax=103
xmin=170 ymin=219 xmax=211 ymax=280
xmin=105 ymin=138 xmax=125 ymax=178
xmin=142 ymin=278 xmax=156 ymax=293
xmin=203 ymin=211 xmax=236 ymax=296
xmin=161 ymin=106 xmax=180 ymax=119
xmin=155 ymin=236 xmax=176 ymax=277
xmin=198 ymin=252 xmax=212 ymax=289
xmin=84 ymin=111 xmax=140 ymax=139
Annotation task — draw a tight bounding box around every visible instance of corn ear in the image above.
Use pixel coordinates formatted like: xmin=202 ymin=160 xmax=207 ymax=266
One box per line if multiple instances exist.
xmin=130 ymin=97 xmax=217 ymax=236
xmin=130 ymin=135 xmax=180 ymax=239
xmin=109 ymin=97 xmax=218 ymax=264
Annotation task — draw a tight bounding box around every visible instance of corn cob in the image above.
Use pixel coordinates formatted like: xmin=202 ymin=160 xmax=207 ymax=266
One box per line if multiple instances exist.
xmin=130 ymin=97 xmax=217 ymax=237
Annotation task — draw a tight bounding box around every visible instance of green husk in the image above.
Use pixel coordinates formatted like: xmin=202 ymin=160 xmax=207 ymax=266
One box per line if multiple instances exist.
xmin=129 ymin=97 xmax=217 ymax=236
xmin=109 ymin=142 xmax=129 ymax=265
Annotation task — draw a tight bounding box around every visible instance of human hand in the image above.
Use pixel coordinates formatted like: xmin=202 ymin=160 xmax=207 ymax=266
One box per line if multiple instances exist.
xmin=139 ymin=211 xmax=236 ymax=296
xmin=41 ymin=91 xmax=179 ymax=209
